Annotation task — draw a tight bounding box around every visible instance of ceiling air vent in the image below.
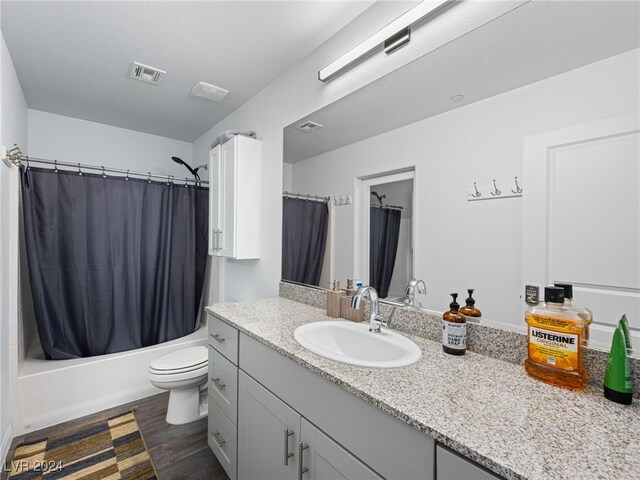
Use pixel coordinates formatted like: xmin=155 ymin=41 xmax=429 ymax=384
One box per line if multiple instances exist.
xmin=295 ymin=121 xmax=324 ymax=134
xmin=130 ymin=62 xmax=165 ymax=85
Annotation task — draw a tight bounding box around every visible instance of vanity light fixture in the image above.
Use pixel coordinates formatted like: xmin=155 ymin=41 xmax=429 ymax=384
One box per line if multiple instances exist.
xmin=318 ymin=0 xmax=451 ymax=82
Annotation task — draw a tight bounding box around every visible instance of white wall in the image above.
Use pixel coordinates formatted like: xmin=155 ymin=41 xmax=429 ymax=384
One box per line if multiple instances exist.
xmin=28 ymin=110 xmax=194 ymax=176
xmin=0 ymin=30 xmax=28 ymax=463
xmin=290 ymin=49 xmax=640 ymax=328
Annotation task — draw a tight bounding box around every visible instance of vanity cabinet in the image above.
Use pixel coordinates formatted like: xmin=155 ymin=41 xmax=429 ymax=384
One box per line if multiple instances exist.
xmin=208 ymin=135 xmax=261 ymax=259
xmin=207 ymin=315 xmax=240 ymax=480
xmin=436 ymin=445 xmax=501 ymax=480
xmin=238 ymin=371 xmax=382 ymax=480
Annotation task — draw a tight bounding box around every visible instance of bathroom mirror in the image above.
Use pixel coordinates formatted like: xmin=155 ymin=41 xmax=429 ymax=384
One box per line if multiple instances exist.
xmin=281 ymin=0 xmax=640 ymax=352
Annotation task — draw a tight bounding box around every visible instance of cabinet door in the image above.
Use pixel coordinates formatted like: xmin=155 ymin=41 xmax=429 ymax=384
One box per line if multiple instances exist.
xmin=238 ymin=371 xmax=300 ymax=480
xmin=219 ymin=140 xmax=236 ymax=258
xmin=208 ymin=145 xmax=222 ymax=256
xmin=300 ymin=418 xmax=383 ymax=480
xmin=436 ymin=445 xmax=502 ymax=480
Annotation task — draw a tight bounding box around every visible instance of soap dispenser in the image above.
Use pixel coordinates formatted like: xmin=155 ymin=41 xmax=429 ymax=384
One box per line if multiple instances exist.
xmin=326 ymin=281 xmax=341 ymax=318
xmin=459 ymin=289 xmax=481 ymax=324
xmin=442 ymin=293 xmax=467 ymax=355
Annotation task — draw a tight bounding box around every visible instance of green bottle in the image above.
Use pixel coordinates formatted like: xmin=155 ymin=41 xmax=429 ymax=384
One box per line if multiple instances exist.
xmin=619 ymin=315 xmax=632 ymax=351
xmin=603 ymin=326 xmax=633 ymax=405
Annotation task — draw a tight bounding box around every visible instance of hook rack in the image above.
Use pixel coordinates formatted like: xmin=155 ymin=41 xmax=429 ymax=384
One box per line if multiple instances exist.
xmin=333 ymin=194 xmax=352 ymax=206
xmin=467 ymin=177 xmax=523 ymax=202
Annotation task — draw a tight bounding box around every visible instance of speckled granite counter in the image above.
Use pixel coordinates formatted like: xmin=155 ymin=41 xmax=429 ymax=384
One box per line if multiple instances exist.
xmin=205 ymin=298 xmax=639 ymax=480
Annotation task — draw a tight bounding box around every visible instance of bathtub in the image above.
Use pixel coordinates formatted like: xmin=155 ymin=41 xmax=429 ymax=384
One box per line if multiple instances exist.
xmin=14 ymin=325 xmax=207 ymax=434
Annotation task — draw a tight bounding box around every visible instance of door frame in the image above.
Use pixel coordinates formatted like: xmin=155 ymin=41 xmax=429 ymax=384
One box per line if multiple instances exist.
xmin=353 ymin=168 xmax=415 ymax=286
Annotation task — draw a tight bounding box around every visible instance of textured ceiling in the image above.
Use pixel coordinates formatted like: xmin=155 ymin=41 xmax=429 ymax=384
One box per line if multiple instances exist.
xmin=284 ymin=0 xmax=640 ymax=163
xmin=1 ymin=1 xmax=374 ymax=141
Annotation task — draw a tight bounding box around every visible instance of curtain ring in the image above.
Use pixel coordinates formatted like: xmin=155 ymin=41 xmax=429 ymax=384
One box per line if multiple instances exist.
xmin=125 ymin=169 xmax=130 ymax=181
xmin=184 ymin=177 xmax=189 ymax=187
xmin=78 ymin=163 xmax=82 ymax=176
xmin=147 ymin=172 xmax=151 ymax=183
xmin=101 ymin=166 xmax=106 ymax=178
xmin=54 ymin=160 xmax=58 ymax=173
xmin=26 ymin=157 xmax=30 ymax=170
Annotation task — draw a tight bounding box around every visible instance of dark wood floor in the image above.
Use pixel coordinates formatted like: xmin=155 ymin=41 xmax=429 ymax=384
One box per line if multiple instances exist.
xmin=2 ymin=392 xmax=229 ymax=480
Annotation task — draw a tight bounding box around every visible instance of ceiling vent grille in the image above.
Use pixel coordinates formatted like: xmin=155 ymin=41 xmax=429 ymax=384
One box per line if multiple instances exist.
xmin=130 ymin=62 xmax=165 ymax=85
xmin=295 ymin=121 xmax=324 ymax=134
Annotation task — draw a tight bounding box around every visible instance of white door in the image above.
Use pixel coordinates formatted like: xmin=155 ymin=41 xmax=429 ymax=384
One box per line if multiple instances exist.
xmin=522 ymin=114 xmax=640 ymax=350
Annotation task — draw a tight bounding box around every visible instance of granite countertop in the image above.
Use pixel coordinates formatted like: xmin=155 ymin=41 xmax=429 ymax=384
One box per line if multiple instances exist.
xmin=205 ymin=297 xmax=639 ymax=480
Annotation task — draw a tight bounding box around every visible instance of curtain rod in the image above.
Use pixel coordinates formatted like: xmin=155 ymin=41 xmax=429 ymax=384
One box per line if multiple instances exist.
xmin=371 ymin=203 xmax=403 ymax=210
xmin=11 ymin=152 xmax=208 ymax=186
xmin=283 ymin=191 xmax=330 ymax=203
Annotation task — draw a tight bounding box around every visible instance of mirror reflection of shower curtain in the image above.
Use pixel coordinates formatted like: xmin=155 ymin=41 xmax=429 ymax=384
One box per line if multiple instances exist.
xmin=370 ymin=207 xmax=401 ymax=298
xmin=282 ymin=197 xmax=328 ymax=286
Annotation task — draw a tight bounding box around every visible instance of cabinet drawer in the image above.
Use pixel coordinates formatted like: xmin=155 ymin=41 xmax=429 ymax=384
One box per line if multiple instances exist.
xmin=208 ymin=396 xmax=237 ymax=480
xmin=208 ymin=345 xmax=238 ymax=425
xmin=208 ymin=314 xmax=239 ymax=364
xmin=436 ymin=444 xmax=503 ymax=480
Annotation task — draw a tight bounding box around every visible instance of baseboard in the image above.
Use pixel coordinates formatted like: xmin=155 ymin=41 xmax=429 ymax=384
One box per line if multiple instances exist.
xmin=1 ymin=425 xmax=14 ymax=466
xmin=18 ymin=385 xmax=160 ymax=435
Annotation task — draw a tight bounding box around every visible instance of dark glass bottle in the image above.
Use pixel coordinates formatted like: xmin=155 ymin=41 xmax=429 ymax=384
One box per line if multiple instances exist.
xmin=442 ymin=293 xmax=467 ymax=355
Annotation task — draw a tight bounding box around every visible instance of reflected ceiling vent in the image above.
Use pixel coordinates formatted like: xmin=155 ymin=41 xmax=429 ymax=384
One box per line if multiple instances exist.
xmin=295 ymin=121 xmax=324 ymax=134
xmin=130 ymin=62 xmax=165 ymax=85
xmin=190 ymin=82 xmax=229 ymax=102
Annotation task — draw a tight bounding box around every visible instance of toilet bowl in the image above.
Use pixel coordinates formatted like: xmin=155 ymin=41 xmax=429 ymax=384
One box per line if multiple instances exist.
xmin=149 ymin=346 xmax=208 ymax=425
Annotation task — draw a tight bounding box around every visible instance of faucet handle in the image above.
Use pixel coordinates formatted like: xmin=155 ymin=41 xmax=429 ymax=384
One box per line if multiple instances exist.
xmin=375 ymin=307 xmax=396 ymax=328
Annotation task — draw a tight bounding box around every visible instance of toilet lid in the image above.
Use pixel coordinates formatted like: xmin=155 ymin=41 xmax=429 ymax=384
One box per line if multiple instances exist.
xmin=150 ymin=346 xmax=208 ymax=372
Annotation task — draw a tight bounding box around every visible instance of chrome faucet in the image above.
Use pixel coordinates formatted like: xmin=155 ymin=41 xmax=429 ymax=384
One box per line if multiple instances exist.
xmin=404 ymin=278 xmax=426 ymax=307
xmin=351 ymin=286 xmax=395 ymax=333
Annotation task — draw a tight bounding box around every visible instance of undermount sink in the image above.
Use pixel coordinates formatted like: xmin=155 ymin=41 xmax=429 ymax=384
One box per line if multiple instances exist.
xmin=293 ymin=321 xmax=422 ymax=368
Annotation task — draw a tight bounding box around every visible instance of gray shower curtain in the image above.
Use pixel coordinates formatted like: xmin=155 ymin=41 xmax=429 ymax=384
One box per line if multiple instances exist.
xmin=282 ymin=197 xmax=328 ymax=286
xmin=370 ymin=207 xmax=401 ymax=298
xmin=20 ymin=167 xmax=209 ymax=360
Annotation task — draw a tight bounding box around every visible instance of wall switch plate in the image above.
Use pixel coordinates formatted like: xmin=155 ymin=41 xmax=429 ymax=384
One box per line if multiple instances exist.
xmin=525 ymin=284 xmax=540 ymax=306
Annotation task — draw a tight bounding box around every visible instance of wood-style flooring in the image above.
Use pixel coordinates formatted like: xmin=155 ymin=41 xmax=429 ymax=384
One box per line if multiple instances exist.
xmin=2 ymin=392 xmax=229 ymax=480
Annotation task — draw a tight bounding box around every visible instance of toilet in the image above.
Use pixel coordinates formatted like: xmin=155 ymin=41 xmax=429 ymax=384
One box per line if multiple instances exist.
xmin=149 ymin=346 xmax=208 ymax=425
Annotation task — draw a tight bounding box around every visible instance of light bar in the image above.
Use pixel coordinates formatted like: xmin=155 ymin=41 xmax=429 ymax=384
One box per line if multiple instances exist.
xmin=318 ymin=0 xmax=451 ymax=82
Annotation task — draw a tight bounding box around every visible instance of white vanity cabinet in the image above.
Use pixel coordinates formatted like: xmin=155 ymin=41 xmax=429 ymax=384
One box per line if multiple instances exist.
xmin=208 ymin=135 xmax=261 ymax=259
xmin=436 ymin=445 xmax=502 ymax=480
xmin=237 ymin=370 xmax=382 ymax=480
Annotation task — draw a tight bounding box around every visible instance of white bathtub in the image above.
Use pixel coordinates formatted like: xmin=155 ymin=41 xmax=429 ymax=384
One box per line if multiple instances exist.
xmin=14 ymin=325 xmax=207 ymax=434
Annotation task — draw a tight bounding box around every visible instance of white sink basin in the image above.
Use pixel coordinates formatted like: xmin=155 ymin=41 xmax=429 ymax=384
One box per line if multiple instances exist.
xmin=293 ymin=321 xmax=422 ymax=368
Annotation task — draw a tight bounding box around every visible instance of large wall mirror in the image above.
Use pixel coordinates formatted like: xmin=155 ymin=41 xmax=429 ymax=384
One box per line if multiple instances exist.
xmin=281 ymin=0 xmax=639 ymax=352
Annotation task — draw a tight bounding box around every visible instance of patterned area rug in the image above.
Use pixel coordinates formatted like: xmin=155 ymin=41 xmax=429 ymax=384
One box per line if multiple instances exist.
xmin=8 ymin=410 xmax=158 ymax=479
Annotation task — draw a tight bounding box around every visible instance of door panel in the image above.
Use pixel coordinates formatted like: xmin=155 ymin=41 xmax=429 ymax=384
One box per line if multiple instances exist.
xmin=301 ymin=418 xmax=383 ymax=480
xmin=237 ymin=371 xmax=299 ymax=480
xmin=220 ymin=140 xmax=236 ymax=258
xmin=209 ymin=146 xmax=221 ymax=255
xmin=523 ymin=115 xmax=640 ymax=349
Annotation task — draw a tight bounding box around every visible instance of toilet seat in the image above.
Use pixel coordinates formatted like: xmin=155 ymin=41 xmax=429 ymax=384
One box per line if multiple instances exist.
xmin=149 ymin=346 xmax=208 ymax=375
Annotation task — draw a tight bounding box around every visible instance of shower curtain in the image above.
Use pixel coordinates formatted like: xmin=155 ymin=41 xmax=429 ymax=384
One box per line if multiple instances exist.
xmin=20 ymin=167 xmax=209 ymax=360
xmin=282 ymin=197 xmax=328 ymax=286
xmin=370 ymin=207 xmax=401 ymax=298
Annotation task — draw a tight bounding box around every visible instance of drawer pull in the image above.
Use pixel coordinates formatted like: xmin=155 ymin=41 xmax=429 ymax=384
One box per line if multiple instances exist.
xmin=298 ymin=441 xmax=308 ymax=479
xmin=210 ymin=333 xmax=225 ymax=343
xmin=210 ymin=431 xmax=226 ymax=448
xmin=284 ymin=427 xmax=294 ymax=465
xmin=211 ymin=377 xmax=226 ymax=390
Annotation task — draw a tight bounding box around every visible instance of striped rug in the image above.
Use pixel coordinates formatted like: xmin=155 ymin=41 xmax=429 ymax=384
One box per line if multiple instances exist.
xmin=8 ymin=410 xmax=158 ymax=479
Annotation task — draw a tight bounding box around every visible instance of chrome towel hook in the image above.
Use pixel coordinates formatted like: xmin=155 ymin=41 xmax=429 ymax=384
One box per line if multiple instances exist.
xmin=491 ymin=179 xmax=501 ymax=196
xmin=471 ymin=182 xmax=481 ymax=198
xmin=511 ymin=176 xmax=522 ymax=194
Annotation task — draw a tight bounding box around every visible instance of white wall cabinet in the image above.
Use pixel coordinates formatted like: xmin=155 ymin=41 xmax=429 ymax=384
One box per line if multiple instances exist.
xmin=209 ymin=136 xmax=261 ymax=259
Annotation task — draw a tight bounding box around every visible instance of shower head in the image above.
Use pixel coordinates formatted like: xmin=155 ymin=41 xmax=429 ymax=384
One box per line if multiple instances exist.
xmin=171 ymin=156 xmax=197 ymax=176
xmin=370 ymin=191 xmax=386 ymax=206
